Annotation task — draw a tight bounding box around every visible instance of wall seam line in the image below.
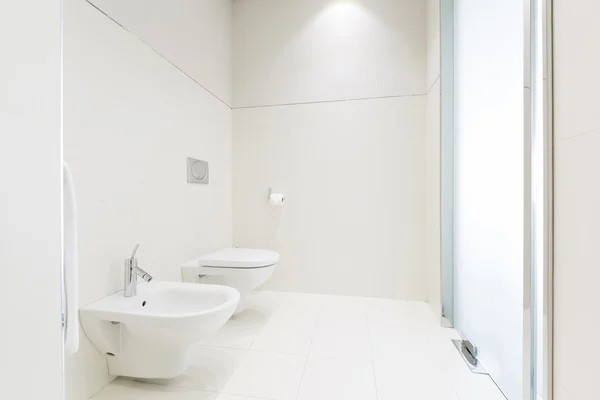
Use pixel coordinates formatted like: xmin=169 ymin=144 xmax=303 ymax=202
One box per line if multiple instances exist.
xmin=232 ymin=92 xmax=428 ymax=110
xmin=426 ymin=75 xmax=441 ymax=95
xmin=84 ymin=0 xmax=233 ymax=110
xmin=558 ymin=129 xmax=600 ymax=142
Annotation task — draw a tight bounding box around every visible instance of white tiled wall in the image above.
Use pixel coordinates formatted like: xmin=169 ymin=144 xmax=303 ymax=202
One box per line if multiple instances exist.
xmin=554 ymin=0 xmax=600 ymax=396
xmin=233 ymin=0 xmax=427 ymax=107
xmin=426 ymin=0 xmax=441 ymax=94
xmin=89 ymin=0 xmax=233 ymax=106
xmin=232 ymin=0 xmax=430 ymax=300
xmin=63 ymin=0 xmax=233 ymax=398
xmin=425 ymin=0 xmax=442 ymax=319
xmin=554 ymin=134 xmax=600 ymax=399
xmin=0 ymin=1 xmax=63 ymax=399
xmin=233 ymin=97 xmax=427 ymax=299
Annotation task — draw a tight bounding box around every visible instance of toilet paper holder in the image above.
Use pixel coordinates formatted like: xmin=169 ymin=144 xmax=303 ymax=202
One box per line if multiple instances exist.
xmin=267 ymin=188 xmax=285 ymax=206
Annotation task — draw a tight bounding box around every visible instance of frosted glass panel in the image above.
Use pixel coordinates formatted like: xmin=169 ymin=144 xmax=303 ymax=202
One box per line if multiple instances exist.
xmin=453 ymin=0 xmax=524 ymax=399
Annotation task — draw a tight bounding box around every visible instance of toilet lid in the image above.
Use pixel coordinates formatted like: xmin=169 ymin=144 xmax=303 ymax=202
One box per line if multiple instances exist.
xmin=197 ymin=248 xmax=280 ymax=269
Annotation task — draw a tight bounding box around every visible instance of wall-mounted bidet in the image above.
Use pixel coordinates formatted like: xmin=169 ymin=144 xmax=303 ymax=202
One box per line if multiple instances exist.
xmin=181 ymin=248 xmax=279 ymax=314
xmin=80 ymin=246 xmax=240 ymax=379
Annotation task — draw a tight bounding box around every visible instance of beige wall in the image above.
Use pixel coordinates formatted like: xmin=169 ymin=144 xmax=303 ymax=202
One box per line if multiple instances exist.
xmin=232 ymin=0 xmax=429 ymax=300
xmin=233 ymin=0 xmax=427 ymax=107
xmin=233 ymin=97 xmax=427 ymax=299
xmin=63 ymin=0 xmax=233 ymax=398
xmin=0 ymin=1 xmax=63 ymax=399
xmin=425 ymin=0 xmax=441 ymax=319
xmin=553 ymin=0 xmax=600 ymax=398
xmin=90 ymin=0 xmax=233 ymax=106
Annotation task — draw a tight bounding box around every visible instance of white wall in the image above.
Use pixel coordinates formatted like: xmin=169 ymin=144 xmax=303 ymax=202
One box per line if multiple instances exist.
xmin=425 ymin=0 xmax=441 ymax=319
xmin=233 ymin=97 xmax=426 ymax=299
xmin=453 ymin=0 xmax=524 ymax=398
xmin=554 ymin=0 xmax=600 ymax=398
xmin=232 ymin=0 xmax=428 ymax=300
xmin=90 ymin=0 xmax=233 ymax=106
xmin=63 ymin=0 xmax=233 ymax=398
xmin=0 ymin=1 xmax=63 ymax=399
xmin=233 ymin=0 xmax=426 ymax=107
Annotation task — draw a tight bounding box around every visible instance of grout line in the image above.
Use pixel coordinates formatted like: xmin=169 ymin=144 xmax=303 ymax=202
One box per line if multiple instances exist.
xmin=243 ymin=347 xmax=375 ymax=363
xmin=233 ymin=92 xmax=428 ymax=110
xmin=83 ymin=0 xmax=232 ymax=110
xmin=88 ymin=378 xmax=115 ymax=400
xmin=294 ymin=300 xmax=323 ymax=400
xmin=216 ymin=349 xmax=248 ymax=396
xmin=217 ymin=293 xmax=281 ymax=396
xmin=363 ymin=300 xmax=379 ymax=400
xmin=247 ymin=330 xmax=262 ymax=349
xmin=247 ymin=295 xmax=277 ymax=349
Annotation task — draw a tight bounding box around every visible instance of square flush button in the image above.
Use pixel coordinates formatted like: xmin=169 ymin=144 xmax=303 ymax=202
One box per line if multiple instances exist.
xmin=187 ymin=157 xmax=209 ymax=184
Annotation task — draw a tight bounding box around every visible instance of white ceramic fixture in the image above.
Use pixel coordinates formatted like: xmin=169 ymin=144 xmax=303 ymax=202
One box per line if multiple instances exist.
xmin=80 ymin=281 xmax=240 ymax=379
xmin=182 ymin=248 xmax=279 ymax=314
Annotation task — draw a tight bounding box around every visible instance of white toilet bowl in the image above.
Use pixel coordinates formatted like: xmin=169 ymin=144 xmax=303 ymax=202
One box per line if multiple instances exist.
xmin=182 ymin=248 xmax=279 ymax=314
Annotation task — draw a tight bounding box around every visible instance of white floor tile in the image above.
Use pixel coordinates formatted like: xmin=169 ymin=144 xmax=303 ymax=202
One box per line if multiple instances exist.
xmin=318 ymin=295 xmax=367 ymax=327
xmin=297 ymin=357 xmax=377 ymax=400
xmin=246 ymin=290 xmax=292 ymax=318
xmin=91 ymin=379 xmax=217 ymax=400
xmin=153 ymin=346 xmax=246 ymax=391
xmin=215 ymin=394 xmax=269 ymax=400
xmin=196 ymin=308 xmax=269 ymax=349
xmin=368 ymin=322 xmax=433 ymax=360
xmin=272 ymin=292 xmax=324 ymax=320
xmin=310 ymin=323 xmax=372 ymax=361
xmin=449 ymin=371 xmax=507 ymax=400
xmin=89 ymin=292 xmax=506 ymax=400
xmin=365 ymin=297 xmax=439 ymax=332
xmin=374 ymin=352 xmax=458 ymax=400
xmin=222 ymin=351 xmax=306 ymax=400
xmin=439 ymin=327 xmax=462 ymax=340
xmin=251 ymin=312 xmax=318 ymax=355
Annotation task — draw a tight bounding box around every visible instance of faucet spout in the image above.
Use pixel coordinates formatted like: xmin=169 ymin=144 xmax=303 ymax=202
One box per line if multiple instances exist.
xmin=133 ymin=265 xmax=153 ymax=282
xmin=124 ymin=244 xmax=153 ymax=297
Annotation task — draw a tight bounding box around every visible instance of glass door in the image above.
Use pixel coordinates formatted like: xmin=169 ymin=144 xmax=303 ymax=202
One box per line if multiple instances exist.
xmin=440 ymin=1 xmax=552 ymax=399
xmin=452 ymin=0 xmax=525 ymax=398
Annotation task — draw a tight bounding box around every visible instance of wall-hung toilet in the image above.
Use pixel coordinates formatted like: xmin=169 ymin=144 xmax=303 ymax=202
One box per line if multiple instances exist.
xmin=182 ymin=248 xmax=279 ymax=314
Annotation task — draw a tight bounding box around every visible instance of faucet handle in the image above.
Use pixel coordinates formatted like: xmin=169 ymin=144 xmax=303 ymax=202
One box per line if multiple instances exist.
xmin=130 ymin=244 xmax=140 ymax=259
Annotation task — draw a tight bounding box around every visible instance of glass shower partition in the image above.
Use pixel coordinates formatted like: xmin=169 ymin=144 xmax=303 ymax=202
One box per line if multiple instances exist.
xmin=440 ymin=0 xmax=553 ymax=399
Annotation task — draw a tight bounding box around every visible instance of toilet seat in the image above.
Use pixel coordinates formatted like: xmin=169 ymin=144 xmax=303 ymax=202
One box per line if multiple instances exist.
xmin=181 ymin=248 xmax=279 ymax=314
xmin=183 ymin=248 xmax=280 ymax=270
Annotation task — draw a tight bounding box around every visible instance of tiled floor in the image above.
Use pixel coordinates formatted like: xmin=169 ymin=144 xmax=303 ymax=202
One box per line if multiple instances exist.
xmin=91 ymin=291 xmax=506 ymax=400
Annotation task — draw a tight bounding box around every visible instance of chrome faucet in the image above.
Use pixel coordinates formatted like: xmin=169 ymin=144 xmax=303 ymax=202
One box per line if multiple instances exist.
xmin=124 ymin=244 xmax=153 ymax=297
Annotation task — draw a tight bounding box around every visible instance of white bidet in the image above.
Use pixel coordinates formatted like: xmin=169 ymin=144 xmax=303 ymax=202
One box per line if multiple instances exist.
xmin=80 ymin=281 xmax=239 ymax=379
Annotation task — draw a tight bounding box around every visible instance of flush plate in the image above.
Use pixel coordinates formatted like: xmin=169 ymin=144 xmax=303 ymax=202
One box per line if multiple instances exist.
xmin=187 ymin=157 xmax=209 ymax=184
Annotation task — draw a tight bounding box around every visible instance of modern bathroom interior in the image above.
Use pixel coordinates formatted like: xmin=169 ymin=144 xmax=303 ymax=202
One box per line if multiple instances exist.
xmin=54 ymin=0 xmax=551 ymax=399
